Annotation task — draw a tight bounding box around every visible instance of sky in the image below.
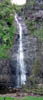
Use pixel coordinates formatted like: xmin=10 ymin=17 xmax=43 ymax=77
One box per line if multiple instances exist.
xmin=11 ymin=0 xmax=26 ymax=5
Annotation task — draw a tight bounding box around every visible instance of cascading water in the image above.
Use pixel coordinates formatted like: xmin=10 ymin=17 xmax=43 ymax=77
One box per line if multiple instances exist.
xmin=15 ymin=13 xmax=26 ymax=87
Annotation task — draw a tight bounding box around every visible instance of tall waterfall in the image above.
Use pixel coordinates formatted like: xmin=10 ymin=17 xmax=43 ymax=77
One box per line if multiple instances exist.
xmin=15 ymin=13 xmax=26 ymax=87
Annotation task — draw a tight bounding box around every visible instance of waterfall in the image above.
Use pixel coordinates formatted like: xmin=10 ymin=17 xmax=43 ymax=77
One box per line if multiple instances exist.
xmin=15 ymin=13 xmax=26 ymax=87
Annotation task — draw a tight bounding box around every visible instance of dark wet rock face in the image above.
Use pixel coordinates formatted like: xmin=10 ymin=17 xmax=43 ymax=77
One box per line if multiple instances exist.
xmin=9 ymin=14 xmax=43 ymax=88
xmin=22 ymin=33 xmax=43 ymax=79
xmin=24 ymin=0 xmax=43 ymax=20
xmin=0 ymin=59 xmax=11 ymax=89
xmin=9 ymin=59 xmax=17 ymax=87
xmin=24 ymin=0 xmax=43 ymax=86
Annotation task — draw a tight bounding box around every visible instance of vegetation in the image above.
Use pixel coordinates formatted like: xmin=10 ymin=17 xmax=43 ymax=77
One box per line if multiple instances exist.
xmin=0 ymin=0 xmax=16 ymax=58
xmin=26 ymin=19 xmax=43 ymax=41
xmin=24 ymin=0 xmax=43 ymax=41
xmin=13 ymin=4 xmax=24 ymax=11
xmin=0 ymin=96 xmax=43 ymax=100
xmin=0 ymin=0 xmax=24 ymax=58
xmin=21 ymin=96 xmax=43 ymax=100
xmin=13 ymin=4 xmax=24 ymax=16
xmin=0 ymin=97 xmax=18 ymax=100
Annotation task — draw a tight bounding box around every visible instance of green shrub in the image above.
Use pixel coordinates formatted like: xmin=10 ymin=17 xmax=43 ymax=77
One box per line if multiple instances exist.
xmin=0 ymin=0 xmax=16 ymax=58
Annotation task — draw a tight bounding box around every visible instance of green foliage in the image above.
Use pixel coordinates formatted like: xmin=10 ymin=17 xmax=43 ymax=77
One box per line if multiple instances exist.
xmin=32 ymin=59 xmax=41 ymax=76
xmin=27 ymin=20 xmax=37 ymax=32
xmin=0 ymin=0 xmax=16 ymax=58
xmin=26 ymin=19 xmax=43 ymax=40
xmin=13 ymin=4 xmax=24 ymax=15
xmin=33 ymin=27 xmax=43 ymax=40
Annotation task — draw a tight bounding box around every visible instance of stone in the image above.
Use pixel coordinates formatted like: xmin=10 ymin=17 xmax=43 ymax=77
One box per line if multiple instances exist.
xmin=15 ymin=34 xmax=20 ymax=41
xmin=0 ymin=37 xmax=3 ymax=44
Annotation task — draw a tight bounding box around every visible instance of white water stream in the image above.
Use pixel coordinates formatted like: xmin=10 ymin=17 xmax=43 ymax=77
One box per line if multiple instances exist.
xmin=15 ymin=13 xmax=26 ymax=87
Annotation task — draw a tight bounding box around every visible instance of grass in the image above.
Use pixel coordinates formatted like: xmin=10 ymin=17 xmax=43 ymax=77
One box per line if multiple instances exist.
xmin=21 ymin=96 xmax=43 ymax=100
xmin=0 ymin=97 xmax=18 ymax=100
xmin=0 ymin=96 xmax=43 ymax=100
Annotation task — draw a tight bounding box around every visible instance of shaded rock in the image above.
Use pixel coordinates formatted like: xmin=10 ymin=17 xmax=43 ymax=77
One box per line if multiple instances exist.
xmin=0 ymin=59 xmax=11 ymax=89
xmin=34 ymin=10 xmax=43 ymax=20
xmin=0 ymin=37 xmax=3 ymax=44
xmin=15 ymin=34 xmax=20 ymax=41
